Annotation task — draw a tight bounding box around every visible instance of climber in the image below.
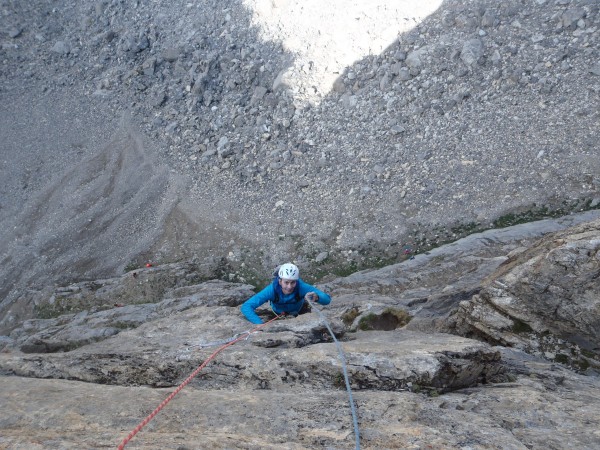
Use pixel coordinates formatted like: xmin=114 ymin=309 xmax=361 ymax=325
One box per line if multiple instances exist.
xmin=240 ymin=263 xmax=331 ymax=324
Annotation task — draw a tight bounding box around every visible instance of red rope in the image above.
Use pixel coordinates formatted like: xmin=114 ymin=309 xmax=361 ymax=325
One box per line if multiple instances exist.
xmin=116 ymin=315 xmax=282 ymax=449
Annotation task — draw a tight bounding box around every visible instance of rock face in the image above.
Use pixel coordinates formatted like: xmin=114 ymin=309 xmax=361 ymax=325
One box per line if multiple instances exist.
xmin=3 ymin=361 xmax=598 ymax=450
xmin=2 ymin=215 xmax=600 ymax=449
xmin=454 ymin=217 xmax=600 ymax=372
xmin=1 ymin=275 xmax=501 ymax=392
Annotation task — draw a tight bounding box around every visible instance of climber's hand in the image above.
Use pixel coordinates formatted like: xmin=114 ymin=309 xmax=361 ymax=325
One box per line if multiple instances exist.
xmin=306 ymin=292 xmax=319 ymax=303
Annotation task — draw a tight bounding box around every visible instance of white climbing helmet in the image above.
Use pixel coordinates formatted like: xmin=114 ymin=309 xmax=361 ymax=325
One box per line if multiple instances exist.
xmin=278 ymin=263 xmax=299 ymax=280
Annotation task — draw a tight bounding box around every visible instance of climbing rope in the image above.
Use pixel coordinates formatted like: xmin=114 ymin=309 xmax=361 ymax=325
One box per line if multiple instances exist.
xmin=116 ymin=314 xmax=283 ymax=449
xmin=117 ymin=301 xmax=360 ymax=449
xmin=193 ymin=329 xmax=258 ymax=348
xmin=310 ymin=301 xmax=361 ymax=450
xmin=176 ymin=332 xmax=257 ymax=362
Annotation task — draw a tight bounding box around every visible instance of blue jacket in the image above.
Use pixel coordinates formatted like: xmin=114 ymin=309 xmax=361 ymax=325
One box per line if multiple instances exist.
xmin=241 ymin=278 xmax=331 ymax=324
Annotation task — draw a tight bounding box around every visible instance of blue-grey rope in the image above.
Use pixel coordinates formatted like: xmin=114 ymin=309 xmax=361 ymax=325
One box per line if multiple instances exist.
xmin=310 ymin=300 xmax=361 ymax=450
xmin=187 ymin=301 xmax=360 ymax=448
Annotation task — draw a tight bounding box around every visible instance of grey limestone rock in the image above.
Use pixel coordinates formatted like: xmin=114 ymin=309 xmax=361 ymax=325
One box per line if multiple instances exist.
xmin=461 ymin=38 xmax=485 ymax=66
xmin=51 ymin=40 xmax=70 ymax=55
xmin=2 ymin=216 xmax=600 ymax=448
xmin=453 ymin=217 xmax=600 ymax=371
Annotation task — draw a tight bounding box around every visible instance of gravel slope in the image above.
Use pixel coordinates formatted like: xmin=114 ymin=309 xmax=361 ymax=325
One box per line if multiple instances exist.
xmin=0 ymin=0 xmax=599 ymax=323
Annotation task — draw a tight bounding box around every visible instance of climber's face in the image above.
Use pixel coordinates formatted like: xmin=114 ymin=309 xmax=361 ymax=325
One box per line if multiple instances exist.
xmin=279 ymin=278 xmax=297 ymax=295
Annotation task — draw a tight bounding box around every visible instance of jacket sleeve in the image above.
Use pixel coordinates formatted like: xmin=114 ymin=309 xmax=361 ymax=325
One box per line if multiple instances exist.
xmin=298 ymin=280 xmax=331 ymax=305
xmin=240 ymin=284 xmax=274 ymax=324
